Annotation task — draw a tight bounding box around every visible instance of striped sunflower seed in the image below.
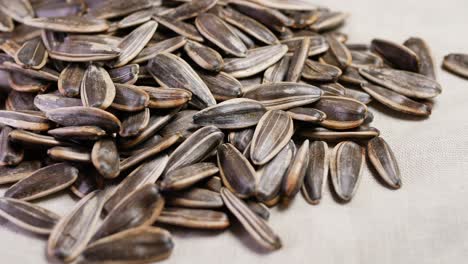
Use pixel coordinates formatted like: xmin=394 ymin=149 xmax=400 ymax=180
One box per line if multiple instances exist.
xmin=9 ymin=129 xmax=67 ymax=147
xmin=48 ymin=146 xmax=91 ymax=163
xmin=0 ymin=110 xmax=52 ymax=131
xmin=46 ymin=107 xmax=121 ymax=133
xmin=132 ymin=36 xmax=186 ymax=64
xmin=48 ymin=126 xmax=106 ymax=141
xmin=157 ymin=207 xmax=230 ymax=230
xmin=302 ymin=59 xmax=342 ymax=82
xmin=263 ymin=55 xmax=291 ymax=83
xmin=91 ymin=138 xmax=120 ymax=179
xmin=23 ymin=16 xmax=109 ymax=33
xmin=81 ymin=64 xmax=116 ymax=109
xmin=119 ymin=109 xmax=151 ymax=138
xmin=367 ymin=137 xmax=402 ymax=189
xmin=57 ymin=63 xmax=85 ymax=97
xmin=184 ymin=40 xmax=224 ymax=72
xmin=282 ymin=140 xmax=309 ymax=200
xmin=163 ymin=0 xmax=217 ymax=21
xmin=0 ymin=160 xmax=41 ymax=185
xmin=403 ymin=37 xmax=436 ymax=80
xmin=14 ymin=38 xmax=48 ymax=69
xmin=160 ymin=162 xmax=219 ymax=191
xmin=313 ymin=96 xmax=367 ymax=130
xmin=166 ymin=187 xmax=223 ymax=209
xmin=108 ymin=64 xmax=139 ymax=85
xmin=442 ymin=53 xmax=468 ymax=79
xmin=112 ymin=84 xmax=149 ymax=112
xmin=152 ymin=15 xmax=204 ymax=42
xmin=302 ymin=141 xmax=329 ymax=205
xmin=371 ymin=38 xmax=420 ymax=72
xmin=297 ymin=126 xmax=380 ymax=142
xmin=285 ymin=36 xmax=310 ymax=82
xmin=287 ymin=107 xmax=327 ymax=123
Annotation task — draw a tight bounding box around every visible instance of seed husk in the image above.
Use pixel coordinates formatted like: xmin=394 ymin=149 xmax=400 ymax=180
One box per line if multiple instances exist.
xmin=230 ymin=0 xmax=293 ymax=28
xmin=282 ymin=140 xmax=309 ymax=200
xmin=195 ymin=13 xmax=247 ymax=57
xmin=48 ymin=126 xmax=106 ymax=141
xmin=403 ymin=37 xmax=436 ymax=80
xmin=256 ymin=141 xmax=294 ymax=202
xmin=281 ymin=36 xmax=329 ymax=56
xmin=81 ymin=64 xmax=116 ymax=109
xmin=157 ymin=207 xmax=230 ymax=230
xmin=0 ymin=110 xmax=52 ymax=131
xmin=367 ymin=137 xmax=402 ymax=189
xmin=9 ymin=129 xmax=66 ymax=147
xmin=361 ymin=82 xmax=431 ymax=116
xmin=310 ymin=11 xmax=348 ymax=32
xmin=201 ymin=176 xmax=223 ymax=192
xmin=120 ymin=109 xmax=150 ymax=138
xmin=0 ymin=126 xmax=24 ymax=166
xmin=70 ymin=166 xmax=103 ymax=199
xmin=14 ymin=38 xmax=48 ymax=70
xmin=88 ymin=0 xmax=153 ymax=19
xmin=148 ymin=52 xmax=216 ymax=109
xmin=0 ymin=0 xmax=34 ymax=23
xmin=302 ymin=141 xmax=329 ymax=205
xmin=350 ymin=50 xmax=383 ymax=69
xmin=5 ymin=163 xmax=78 ymax=201
xmin=152 ymin=15 xmax=204 ymax=42
xmin=287 ymin=107 xmax=326 ymax=123
xmin=199 ymin=72 xmax=242 ymax=102
xmin=0 ymin=197 xmax=60 ymax=235
xmin=359 ymin=67 xmax=442 ymax=99
xmin=108 ymin=64 xmax=139 ymax=85
xmin=166 ymin=126 xmax=224 ymax=173
xmin=227 ymin=22 xmax=256 ymax=49
xmin=117 ymin=8 xmax=153 ymax=29
xmin=160 ymin=162 xmax=219 ymax=191
xmin=104 ymin=154 xmax=168 ymax=213
xmin=91 ymin=138 xmax=120 ymax=179
xmin=221 ymin=188 xmax=282 ymax=250
xmin=6 ymin=90 xmax=37 ymax=111
xmin=46 ymin=106 xmax=121 ymax=133
xmin=297 ymin=126 xmax=380 ymax=142
xmin=246 ymin=201 xmax=270 ymax=220
xmin=244 ymin=82 xmax=322 ymax=110
xmin=313 ymin=96 xmax=367 ymax=130
xmin=193 ymin=98 xmax=266 ymax=129
xmin=321 ymin=35 xmax=352 ymax=69
xmin=250 ymin=110 xmax=294 ymax=165
xmin=23 ymin=16 xmax=109 ymax=33
xmin=163 ymin=0 xmax=217 ymax=21
xmin=49 ymin=41 xmax=121 ymax=62
xmin=302 ymin=59 xmax=342 ymax=82
xmin=228 ymin=128 xmax=254 ymax=153
xmin=8 ymin=72 xmax=50 ymax=92
xmin=442 ymin=53 xmax=468 ymax=79
xmin=139 ymin=86 xmax=191 ymax=109
xmin=224 ymin=44 xmax=288 ymax=78
xmin=92 ymin=184 xmax=164 ymax=241
xmin=58 ymin=63 xmax=85 ymax=97
xmin=112 ymin=83 xmax=149 ymax=112
xmin=47 ymin=190 xmax=107 ymax=262
xmin=371 ymin=38 xmax=420 ymax=72
xmin=330 ymin=141 xmax=365 ymax=202
xmin=343 ymin=87 xmax=372 ymax=104
xmin=263 ymin=55 xmax=290 ymax=83
xmin=285 ymin=37 xmax=310 ymax=82
xmin=218 ymin=143 xmax=257 ymax=198
xmin=340 ymin=66 xmax=368 ymax=85
xmin=184 ymin=40 xmax=224 ymax=72
xmin=166 ymin=187 xmax=223 ymax=209
xmin=132 ymin=36 xmax=187 ymax=64
xmin=48 ymin=146 xmax=91 ymax=163
xmin=0 ymin=160 xmax=41 ymax=185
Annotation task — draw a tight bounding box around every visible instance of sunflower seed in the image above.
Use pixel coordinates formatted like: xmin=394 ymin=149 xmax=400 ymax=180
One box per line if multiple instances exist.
xmin=250 ymin=110 xmax=293 ymax=165
xmin=8 ymin=72 xmax=50 ymax=92
xmin=152 ymin=15 xmax=204 ymax=42
xmin=0 ymin=0 xmax=34 ymax=23
xmin=221 ymin=188 xmax=281 ymax=250
xmin=120 ymin=109 xmax=150 ymax=138
xmin=0 ymin=126 xmax=24 ymax=166
xmin=244 ymin=82 xmax=322 ymax=110
xmin=217 ymin=143 xmax=257 ymax=198
xmin=321 ymin=35 xmax=352 ymax=69
xmin=302 ymin=59 xmax=342 ymax=82
xmin=5 ymin=163 xmax=78 ymax=201
xmin=91 ymin=138 xmax=120 ymax=179
xmin=88 ymin=0 xmax=153 ymax=19
xmin=350 ymin=50 xmax=383 ymax=69
xmin=9 ymin=129 xmax=66 ymax=147
xmin=1 ymin=61 xmax=59 ymax=81
xmin=371 ymin=38 xmax=420 ymax=72
xmin=23 ymin=16 xmax=109 ymax=33
xmin=104 ymin=154 xmax=168 ymax=212
xmin=285 ymin=37 xmax=310 ymax=82
xmin=48 ymin=146 xmax=91 ymax=163
xmin=340 ymin=66 xmax=368 ymax=85
xmin=224 ymin=44 xmax=288 ymax=78
xmin=70 ymin=166 xmax=103 ymax=199
xmin=263 ymin=55 xmax=290 ymax=83
xmin=33 ymin=93 xmax=82 ymax=112
xmin=14 ymin=38 xmax=48 ymax=70
xmin=282 ymin=140 xmax=309 ymax=200
xmin=148 ymin=52 xmax=216 ymax=109
xmin=49 ymin=41 xmax=121 ymax=62
xmin=117 ymin=9 xmax=153 ymax=29
xmin=163 ymin=0 xmax=217 ymax=21
xmin=58 ymin=63 xmax=85 ymax=97
xmin=343 ymin=87 xmax=372 ymax=104
xmin=160 ymin=162 xmax=219 ymax=191
xmin=92 ymin=184 xmax=164 ymax=241
xmin=359 ymin=67 xmax=442 ymax=99
xmin=0 ymin=9 xmax=14 ymax=32
xmin=6 ymin=91 xmax=37 ymax=111
xmin=157 ymin=207 xmax=230 ymax=230
xmin=166 ymin=187 xmax=223 ymax=209
xmin=0 ymin=197 xmax=60 ymax=235
xmin=228 ymin=128 xmax=254 ymax=153
xmin=227 ymin=22 xmax=256 ymax=49
xmin=403 ymin=37 xmax=436 ymax=79
xmin=287 ymin=107 xmax=326 ymax=123
xmin=313 ymin=96 xmax=367 ymax=130
xmin=108 ymin=64 xmax=139 ymax=84
xmin=48 ymin=126 xmax=106 ymax=141
xmin=139 ymin=86 xmax=191 ymax=109
xmin=0 ymin=160 xmax=41 ymax=185
xmin=330 ymin=141 xmax=365 ymax=202
xmin=46 ymin=107 xmax=121 ymax=133
xmin=112 ymin=84 xmax=149 ymax=112
xmin=230 ymin=0 xmax=293 ymax=28
xmin=81 ymin=64 xmax=116 ymax=109
xmin=302 ymin=141 xmax=328 ymax=205
xmin=281 ymin=36 xmax=329 ymax=56
xmin=132 ymin=36 xmax=187 ymax=64
xmin=256 ymin=141 xmax=294 ymax=202
xmin=442 ymin=53 xmax=468 ymax=79
xmin=367 ymin=137 xmax=402 ymax=189
xmin=297 ymin=126 xmax=380 ymax=141
xmin=246 ymin=201 xmax=270 ymax=220
xmin=0 ymin=110 xmax=51 ymax=131
xmin=310 ymin=11 xmax=348 ymax=32
xmin=184 ymin=40 xmax=224 ymax=72
xmin=201 ymin=176 xmax=223 ymax=192
xmin=47 ymin=190 xmax=106 ymax=262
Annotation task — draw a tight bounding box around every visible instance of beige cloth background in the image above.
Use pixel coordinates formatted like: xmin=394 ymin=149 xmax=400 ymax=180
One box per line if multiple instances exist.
xmin=1 ymin=0 xmax=468 ymax=263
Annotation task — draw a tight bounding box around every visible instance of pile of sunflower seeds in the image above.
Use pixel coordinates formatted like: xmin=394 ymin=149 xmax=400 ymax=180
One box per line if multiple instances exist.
xmin=0 ymin=0 xmax=444 ymax=263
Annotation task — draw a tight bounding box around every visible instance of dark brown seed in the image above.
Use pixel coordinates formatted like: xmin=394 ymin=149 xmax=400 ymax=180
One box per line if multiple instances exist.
xmin=0 ymin=197 xmax=60 ymax=235
xmin=330 ymin=141 xmax=365 ymax=202
xmin=92 ymin=184 xmax=164 ymax=241
xmin=163 ymin=0 xmax=217 ymax=21
xmin=359 ymin=67 xmax=442 ymax=99
xmin=70 ymin=166 xmax=103 ymax=199
xmin=287 ymin=107 xmax=326 ymax=123
xmin=285 ymin=37 xmax=310 ymax=82
xmin=313 ymin=96 xmax=367 ymax=130
xmin=343 ymin=87 xmax=372 ymax=105
xmin=371 ymin=38 xmax=420 ymax=72
xmin=5 ymin=163 xmax=78 ymax=201
xmin=8 ymin=72 xmax=50 ymax=92
xmin=6 ymin=90 xmax=37 ymax=111
xmin=160 ymin=163 xmax=219 ymax=191
xmin=160 ymin=110 xmax=200 ymax=139
xmin=49 ymin=41 xmax=120 ymax=62
xmin=302 ymin=59 xmax=342 ymax=82
xmin=321 ymin=35 xmax=352 ymax=69
xmin=193 ymin=98 xmax=266 ymax=129
xmin=350 ymin=50 xmax=383 ymax=69
xmin=199 ymin=71 xmax=242 ymax=101
xmin=0 ymin=160 xmax=41 ymax=185
xmin=157 ymin=207 xmax=230 ymax=230
xmin=302 ymin=141 xmax=329 ymax=205
xmin=310 ymin=11 xmax=348 ymax=32
xmin=9 ymin=129 xmax=66 ymax=147
xmin=88 ymin=0 xmax=153 ymax=19
xmin=91 ymin=138 xmax=120 ymax=179
xmin=120 ymin=109 xmax=150 ymax=138
xmin=184 ymin=40 xmax=224 ymax=72
xmin=221 ymin=188 xmax=282 ymax=250
xmin=132 ymin=36 xmax=187 ymax=64
xmin=195 ymin=13 xmax=247 ymax=57
xmin=166 ymin=188 xmax=223 ymax=209
xmin=81 ymin=64 xmax=116 ymax=109
xmin=227 ymin=23 xmax=256 ymax=49
xmin=117 ymin=9 xmax=153 ymax=29
xmin=282 ymin=140 xmax=309 ymax=200
xmin=23 ymin=16 xmax=109 ymax=33
xmin=0 ymin=110 xmax=51 ymax=131
xmin=148 ymin=52 xmax=216 ymax=109
xmin=403 ymin=37 xmax=436 ymax=79
xmin=319 ymin=82 xmax=346 ymax=96
xmin=297 ymin=126 xmax=380 ymax=142
xmin=250 ymin=110 xmax=294 ymax=165
xmin=263 ymin=56 xmax=291 ymax=84
xmin=246 ymin=201 xmax=270 ymax=220
xmin=48 ymin=126 xmax=106 ymax=141
xmin=139 ymin=86 xmax=191 ymax=109
xmin=58 ymin=63 xmax=85 ymax=97
xmin=367 ymin=137 xmax=402 ymax=189
xmin=442 ymin=53 xmax=468 ymax=79
xmin=48 ymin=146 xmax=91 ymax=163
xmin=0 ymin=126 xmax=24 ymax=166
xmin=228 ymin=128 xmax=254 ymax=153
xmin=46 ymin=107 xmax=121 ymax=133
xmin=202 ymin=176 xmax=223 ymax=192
xmin=281 ymin=36 xmax=329 ymax=56
xmin=34 ymin=93 xmax=83 ymax=112
xmin=361 ymin=82 xmax=431 ymax=116
xmin=108 ymin=64 xmax=139 ymax=85
xmin=152 ymin=15 xmax=204 ymax=42
xmin=48 ymin=190 xmax=107 ymax=262
xmin=112 ymin=83 xmax=149 ymax=112
xmin=340 ymin=66 xmax=368 ymax=85
xmin=218 ymin=143 xmax=257 ymax=198
xmin=14 ymin=38 xmax=48 ymax=69
xmin=105 ymin=155 xmax=168 ymax=213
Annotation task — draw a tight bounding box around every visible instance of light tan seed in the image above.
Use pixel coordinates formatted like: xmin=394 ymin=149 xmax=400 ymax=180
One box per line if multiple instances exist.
xmin=302 ymin=141 xmax=329 ymax=205
xmin=108 ymin=64 xmax=139 ymax=84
